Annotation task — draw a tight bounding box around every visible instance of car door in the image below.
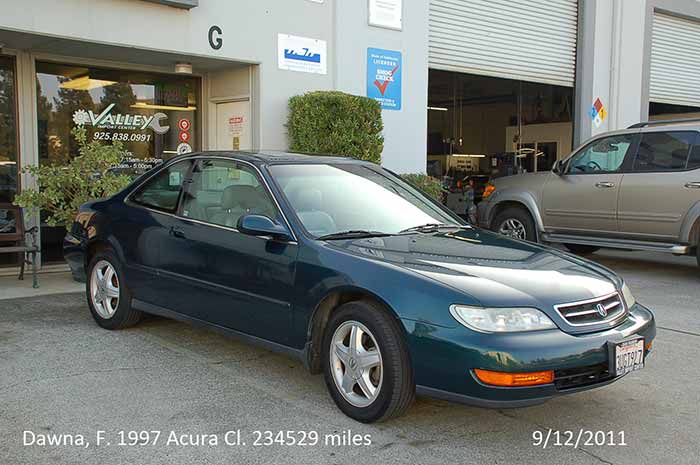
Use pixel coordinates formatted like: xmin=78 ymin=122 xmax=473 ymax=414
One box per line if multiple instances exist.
xmin=542 ymin=133 xmax=639 ymax=234
xmin=122 ymin=159 xmax=193 ymax=306
xmin=168 ymin=157 xmax=298 ymax=345
xmin=618 ymin=130 xmax=700 ymax=240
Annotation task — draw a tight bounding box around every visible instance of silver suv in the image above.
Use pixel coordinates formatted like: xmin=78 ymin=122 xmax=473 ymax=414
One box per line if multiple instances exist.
xmin=478 ymin=119 xmax=700 ymax=265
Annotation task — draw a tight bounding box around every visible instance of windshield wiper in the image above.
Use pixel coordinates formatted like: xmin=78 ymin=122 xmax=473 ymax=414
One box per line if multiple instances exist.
xmin=399 ymin=223 xmax=460 ymax=234
xmin=317 ymin=230 xmax=392 ymax=241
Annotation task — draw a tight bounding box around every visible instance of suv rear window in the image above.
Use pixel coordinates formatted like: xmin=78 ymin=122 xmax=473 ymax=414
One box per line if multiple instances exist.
xmin=633 ymin=131 xmax=696 ymax=172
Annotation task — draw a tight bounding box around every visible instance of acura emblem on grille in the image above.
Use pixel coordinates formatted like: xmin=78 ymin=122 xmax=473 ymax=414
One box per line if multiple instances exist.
xmin=596 ymin=303 xmax=608 ymax=317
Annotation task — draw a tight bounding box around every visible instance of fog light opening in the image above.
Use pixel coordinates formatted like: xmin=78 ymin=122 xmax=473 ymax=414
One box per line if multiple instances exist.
xmin=474 ymin=368 xmax=554 ymax=387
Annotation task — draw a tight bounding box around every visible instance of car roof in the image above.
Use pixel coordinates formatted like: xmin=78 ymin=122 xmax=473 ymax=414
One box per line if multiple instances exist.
xmin=171 ymin=150 xmax=371 ymax=166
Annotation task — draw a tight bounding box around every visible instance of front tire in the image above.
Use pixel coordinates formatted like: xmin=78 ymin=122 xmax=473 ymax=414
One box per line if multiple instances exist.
xmin=322 ymin=300 xmax=415 ymax=423
xmin=86 ymin=250 xmax=142 ymax=330
xmin=492 ymin=207 xmax=536 ymax=242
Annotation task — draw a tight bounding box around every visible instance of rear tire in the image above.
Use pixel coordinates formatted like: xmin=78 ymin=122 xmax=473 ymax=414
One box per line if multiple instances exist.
xmin=492 ymin=207 xmax=536 ymax=242
xmin=564 ymin=244 xmax=600 ymax=255
xmin=322 ymin=300 xmax=415 ymax=423
xmin=86 ymin=250 xmax=142 ymax=330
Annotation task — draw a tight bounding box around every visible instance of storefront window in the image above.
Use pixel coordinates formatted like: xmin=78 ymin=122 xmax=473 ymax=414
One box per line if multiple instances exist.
xmin=36 ymin=62 xmax=200 ymax=262
xmin=0 ymin=56 xmax=18 ymax=204
xmin=0 ymin=55 xmax=19 ymax=267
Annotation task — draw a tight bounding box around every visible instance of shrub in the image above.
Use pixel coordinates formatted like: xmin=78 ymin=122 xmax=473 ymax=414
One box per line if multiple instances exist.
xmin=287 ymin=91 xmax=383 ymax=164
xmin=400 ymin=173 xmax=443 ymax=202
xmin=14 ymin=127 xmax=131 ymax=230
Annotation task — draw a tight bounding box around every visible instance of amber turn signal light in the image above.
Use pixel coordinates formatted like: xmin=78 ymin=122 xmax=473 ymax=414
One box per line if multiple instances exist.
xmin=474 ymin=368 xmax=554 ymax=387
xmin=645 ymin=341 xmax=653 ymax=351
xmin=482 ymin=184 xmax=496 ymax=198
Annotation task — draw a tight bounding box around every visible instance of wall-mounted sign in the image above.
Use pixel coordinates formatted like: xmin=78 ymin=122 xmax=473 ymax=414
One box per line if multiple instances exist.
xmin=177 ymin=118 xmax=191 ymax=132
xmin=72 ymin=104 xmax=170 ymax=134
xmin=369 ymin=0 xmax=403 ymax=30
xmin=366 ymin=48 xmax=402 ymax=111
xmin=591 ymin=97 xmax=607 ymax=128
xmin=177 ymin=143 xmax=192 ymax=154
xmin=278 ymin=34 xmax=327 ymax=75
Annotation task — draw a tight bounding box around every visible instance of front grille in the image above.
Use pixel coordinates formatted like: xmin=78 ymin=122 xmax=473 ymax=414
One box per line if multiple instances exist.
xmin=554 ymin=292 xmax=625 ymax=327
xmin=554 ymin=364 xmax=612 ymax=390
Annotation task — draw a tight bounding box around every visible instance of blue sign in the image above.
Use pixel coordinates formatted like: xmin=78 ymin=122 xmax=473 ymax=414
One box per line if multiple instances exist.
xmin=366 ymin=48 xmax=402 ymax=111
xmin=284 ymin=48 xmax=321 ymax=64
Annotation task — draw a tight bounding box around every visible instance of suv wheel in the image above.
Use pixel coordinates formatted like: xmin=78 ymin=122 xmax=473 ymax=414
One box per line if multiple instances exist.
xmin=492 ymin=207 xmax=536 ymax=242
xmin=322 ymin=300 xmax=414 ymax=423
xmin=86 ymin=250 xmax=142 ymax=330
xmin=564 ymin=244 xmax=600 ymax=255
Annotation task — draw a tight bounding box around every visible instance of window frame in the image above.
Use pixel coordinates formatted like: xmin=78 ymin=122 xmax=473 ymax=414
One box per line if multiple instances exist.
xmin=628 ymin=130 xmax=700 ymax=173
xmin=125 ymin=156 xmax=298 ymax=242
xmin=126 ymin=159 xmax=194 ymax=214
xmin=179 ymin=158 xmax=283 ymax=230
xmin=562 ymin=133 xmax=640 ymax=176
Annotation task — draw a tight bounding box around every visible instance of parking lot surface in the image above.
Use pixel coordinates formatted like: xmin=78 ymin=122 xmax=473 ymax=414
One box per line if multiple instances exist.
xmin=1 ymin=249 xmax=698 ymax=465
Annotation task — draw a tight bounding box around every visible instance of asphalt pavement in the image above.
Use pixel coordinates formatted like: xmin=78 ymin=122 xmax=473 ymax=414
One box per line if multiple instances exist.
xmin=1 ymin=249 xmax=698 ymax=465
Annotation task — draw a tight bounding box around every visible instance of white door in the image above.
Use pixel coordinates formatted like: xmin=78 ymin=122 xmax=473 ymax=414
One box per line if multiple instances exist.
xmin=215 ymin=100 xmax=251 ymax=151
xmin=429 ymin=0 xmax=578 ymax=87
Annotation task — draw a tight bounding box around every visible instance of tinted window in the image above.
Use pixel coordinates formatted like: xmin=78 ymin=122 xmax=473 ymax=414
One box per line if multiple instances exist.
xmin=685 ymin=134 xmax=700 ymax=170
xmin=567 ymin=134 xmax=636 ymax=174
xmin=181 ymin=159 xmax=277 ymax=228
xmin=130 ymin=161 xmax=191 ymax=212
xmin=633 ymin=131 xmax=695 ymax=172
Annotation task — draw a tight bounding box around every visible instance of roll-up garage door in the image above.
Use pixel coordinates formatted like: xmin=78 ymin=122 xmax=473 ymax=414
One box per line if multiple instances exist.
xmin=428 ymin=0 xmax=578 ymax=87
xmin=650 ymin=13 xmax=700 ymax=107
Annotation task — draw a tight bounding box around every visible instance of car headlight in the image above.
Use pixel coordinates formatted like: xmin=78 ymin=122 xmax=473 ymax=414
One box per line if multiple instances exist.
xmin=621 ymin=282 xmax=636 ymax=309
xmin=450 ymin=305 xmax=556 ymax=333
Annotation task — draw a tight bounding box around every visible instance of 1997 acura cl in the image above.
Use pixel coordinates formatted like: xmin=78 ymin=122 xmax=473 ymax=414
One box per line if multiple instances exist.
xmin=64 ymin=152 xmax=655 ymax=423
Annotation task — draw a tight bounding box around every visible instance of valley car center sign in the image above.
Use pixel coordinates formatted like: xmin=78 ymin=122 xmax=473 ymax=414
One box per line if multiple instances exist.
xmin=366 ymin=48 xmax=402 ymax=111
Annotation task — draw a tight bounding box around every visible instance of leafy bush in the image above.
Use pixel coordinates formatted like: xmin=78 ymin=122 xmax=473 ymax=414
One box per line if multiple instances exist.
xmin=401 ymin=173 xmax=443 ymax=201
xmin=14 ymin=127 xmax=131 ymax=230
xmin=287 ymin=91 xmax=384 ymax=164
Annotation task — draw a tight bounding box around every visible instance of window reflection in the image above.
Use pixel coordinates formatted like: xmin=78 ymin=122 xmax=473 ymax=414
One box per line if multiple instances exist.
xmin=35 ymin=62 xmax=201 ymax=263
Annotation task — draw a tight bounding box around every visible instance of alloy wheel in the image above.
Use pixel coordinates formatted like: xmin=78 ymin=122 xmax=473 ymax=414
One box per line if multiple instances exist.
xmin=499 ymin=218 xmax=527 ymax=240
xmin=329 ymin=320 xmax=383 ymax=408
xmin=90 ymin=260 xmax=120 ymax=319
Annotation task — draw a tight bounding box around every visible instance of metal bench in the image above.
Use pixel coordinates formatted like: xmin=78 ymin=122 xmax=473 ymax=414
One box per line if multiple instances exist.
xmin=0 ymin=203 xmax=39 ymax=288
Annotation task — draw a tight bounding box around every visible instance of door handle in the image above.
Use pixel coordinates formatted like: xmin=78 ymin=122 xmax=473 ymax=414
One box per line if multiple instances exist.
xmin=684 ymin=182 xmax=700 ymax=189
xmin=170 ymin=226 xmax=186 ymax=239
xmin=595 ymin=182 xmax=615 ymax=188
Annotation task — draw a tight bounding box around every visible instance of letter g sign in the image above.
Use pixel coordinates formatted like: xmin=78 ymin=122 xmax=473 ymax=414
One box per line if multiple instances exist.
xmin=208 ymin=25 xmax=223 ymax=50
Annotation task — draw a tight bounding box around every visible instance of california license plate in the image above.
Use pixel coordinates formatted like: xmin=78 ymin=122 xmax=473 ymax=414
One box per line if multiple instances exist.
xmin=612 ymin=338 xmax=644 ymax=377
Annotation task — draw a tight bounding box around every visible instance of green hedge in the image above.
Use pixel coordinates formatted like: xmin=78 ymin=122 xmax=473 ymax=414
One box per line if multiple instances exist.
xmin=400 ymin=173 xmax=443 ymax=202
xmin=287 ymin=91 xmax=383 ymax=164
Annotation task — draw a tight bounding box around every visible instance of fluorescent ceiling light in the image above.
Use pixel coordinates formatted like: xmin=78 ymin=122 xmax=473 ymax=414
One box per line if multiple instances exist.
xmin=59 ymin=76 xmax=117 ymax=91
xmin=428 ymin=106 xmax=448 ymax=111
xmin=131 ymin=102 xmax=197 ymax=111
xmin=451 ymin=154 xmax=486 ymax=158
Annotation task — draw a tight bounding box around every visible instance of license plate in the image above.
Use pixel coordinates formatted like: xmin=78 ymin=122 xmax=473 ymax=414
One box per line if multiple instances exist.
xmin=612 ymin=338 xmax=644 ymax=377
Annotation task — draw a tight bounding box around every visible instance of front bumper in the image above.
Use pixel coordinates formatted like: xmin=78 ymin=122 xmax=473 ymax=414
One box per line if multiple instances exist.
xmin=63 ymin=232 xmax=87 ymax=282
xmin=404 ymin=303 xmax=656 ymax=408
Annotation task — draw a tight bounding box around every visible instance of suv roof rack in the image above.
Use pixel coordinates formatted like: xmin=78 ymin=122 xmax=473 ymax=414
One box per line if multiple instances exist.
xmin=628 ymin=117 xmax=700 ymax=128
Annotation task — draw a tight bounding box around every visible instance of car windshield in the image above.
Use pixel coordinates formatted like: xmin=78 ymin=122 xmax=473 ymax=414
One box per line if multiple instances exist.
xmin=268 ymin=163 xmax=461 ymax=238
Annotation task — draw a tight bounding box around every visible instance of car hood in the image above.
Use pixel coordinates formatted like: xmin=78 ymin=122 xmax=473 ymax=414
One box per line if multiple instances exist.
xmin=326 ymin=228 xmax=620 ymax=311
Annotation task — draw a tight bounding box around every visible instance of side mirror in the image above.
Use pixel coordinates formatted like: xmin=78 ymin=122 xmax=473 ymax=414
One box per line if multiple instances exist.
xmin=553 ymin=160 xmax=565 ymax=176
xmin=237 ymin=214 xmax=292 ymax=241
